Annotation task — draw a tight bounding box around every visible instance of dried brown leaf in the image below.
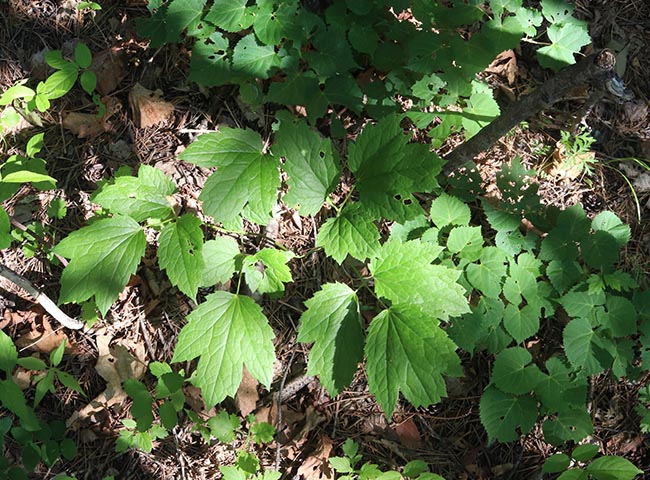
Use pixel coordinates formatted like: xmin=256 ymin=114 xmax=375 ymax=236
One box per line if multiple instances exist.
xmin=128 ymin=83 xmax=174 ymax=128
xmin=392 ymin=417 xmax=422 ymax=449
xmin=235 ymin=367 xmax=260 ymax=417
xmin=297 ymin=435 xmax=334 ymax=480
xmin=90 ymin=47 xmax=128 ymax=96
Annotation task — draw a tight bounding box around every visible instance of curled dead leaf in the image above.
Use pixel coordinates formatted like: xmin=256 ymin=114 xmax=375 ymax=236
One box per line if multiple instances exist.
xmin=129 ymin=83 xmax=174 ymax=128
xmin=89 ymin=47 xmax=128 ymax=96
xmin=62 ymin=112 xmax=110 ymax=139
xmin=236 ymin=367 xmax=260 ymax=417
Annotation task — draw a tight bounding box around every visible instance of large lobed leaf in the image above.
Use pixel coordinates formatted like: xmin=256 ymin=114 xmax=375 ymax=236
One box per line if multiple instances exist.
xmin=365 ymin=305 xmax=462 ymax=417
xmin=54 ymin=215 xmax=146 ymax=316
xmin=172 ymin=291 xmax=275 ymax=407
xmin=316 ymin=204 xmax=380 ymax=264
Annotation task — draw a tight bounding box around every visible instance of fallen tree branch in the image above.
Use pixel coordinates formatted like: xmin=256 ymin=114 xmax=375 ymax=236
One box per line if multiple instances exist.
xmin=0 ymin=263 xmax=84 ymax=330
xmin=443 ymin=49 xmax=617 ymax=175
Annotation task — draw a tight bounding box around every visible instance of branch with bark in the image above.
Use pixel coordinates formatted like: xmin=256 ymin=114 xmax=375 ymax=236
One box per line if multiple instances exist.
xmin=443 ymin=50 xmax=617 ymax=175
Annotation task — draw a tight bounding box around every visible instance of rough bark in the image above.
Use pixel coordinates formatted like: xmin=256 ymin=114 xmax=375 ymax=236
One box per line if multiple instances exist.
xmin=443 ymin=50 xmax=616 ymax=176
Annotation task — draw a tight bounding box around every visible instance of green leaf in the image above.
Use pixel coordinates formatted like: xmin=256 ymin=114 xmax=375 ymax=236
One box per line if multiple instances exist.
xmin=491 ymin=347 xmax=544 ymax=395
xmin=181 ymin=128 xmax=280 ymax=224
xmin=365 ymin=305 xmax=462 ymax=417
xmin=563 ymin=317 xmax=613 ymax=376
xmin=465 ymin=247 xmax=507 ymax=298
xmin=461 ymin=87 xmax=500 ymax=138
xmin=591 ymin=211 xmax=630 ymax=247
xmin=50 ymin=339 xmax=66 ymax=367
xmin=429 ymin=193 xmax=471 ymax=228
xmin=74 ymin=43 xmax=92 ymax=69
xmin=164 ymin=0 xmax=207 ymax=44
xmin=597 ymin=295 xmax=636 ymax=338
xmin=232 ymin=33 xmax=280 ymax=79
xmin=123 ymin=379 xmax=154 ymax=432
xmin=370 ymin=239 xmax=469 ymax=321
xmin=537 ymin=22 xmax=591 ymax=70
xmin=205 ymin=0 xmax=253 ymax=32
xmin=503 ymin=303 xmax=541 ymax=344
xmin=56 ymin=370 xmax=84 ymax=396
xmin=0 ymin=207 xmax=10 ymax=249
xmin=158 ymin=214 xmax=205 ymax=300
xmin=547 ymin=260 xmax=583 ymax=294
xmin=479 ymin=386 xmax=537 ymax=443
xmin=0 ymin=329 xmax=17 ymax=373
xmin=266 ymin=73 xmax=328 ymax=124
xmin=348 ymin=114 xmax=443 ymax=221
xmin=572 ymin=444 xmax=599 ymax=461
xmin=16 ymin=356 xmax=47 ymax=371
xmin=273 ymin=114 xmax=341 ymax=215
xmin=80 ymin=70 xmax=97 ymax=95
xmin=188 ymin=33 xmax=233 ymax=87
xmin=159 ymin=401 xmax=178 ymax=430
xmin=250 ymin=421 xmax=275 ymax=444
xmin=316 ymin=204 xmax=380 ymax=264
xmin=543 ymin=454 xmax=571 ymax=473
xmin=560 ymin=289 xmax=605 ymax=319
xmin=172 ymin=291 xmax=275 ymax=407
xmin=536 ymin=356 xmax=587 ymax=414
xmin=242 ymin=248 xmax=293 ymax=296
xmin=201 ymin=236 xmax=240 ymax=286
xmin=297 ymin=283 xmax=363 ymax=396
xmin=0 ymin=379 xmax=40 ymax=431
xmin=54 ymin=215 xmax=147 ymax=315
xmin=543 ymin=408 xmax=593 ymax=445
xmin=447 ymin=226 xmax=483 ymax=261
xmin=92 ymin=165 xmax=176 ymax=222
xmin=586 ymin=456 xmax=642 ymax=480
xmin=208 ymin=410 xmax=240 ymax=443
xmin=0 ymin=84 xmax=35 ymax=105
xmin=581 ymin=231 xmax=620 ymax=270
xmin=40 ymin=65 xmax=78 ymax=99
xmin=254 ymin=0 xmax=299 ymax=45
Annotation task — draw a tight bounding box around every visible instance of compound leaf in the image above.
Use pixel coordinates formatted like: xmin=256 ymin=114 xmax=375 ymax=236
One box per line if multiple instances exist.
xmin=273 ymin=114 xmax=341 ymax=215
xmin=365 ymin=305 xmax=461 ymax=417
xmin=92 ymin=165 xmax=176 ymax=222
xmin=242 ymin=248 xmax=293 ymax=297
xmin=158 ymin=214 xmax=205 ymax=300
xmin=537 ymin=22 xmax=591 ymax=70
xmin=479 ymin=385 xmax=537 ymax=443
xmin=54 ymin=215 xmax=146 ymax=315
xmin=297 ymin=283 xmax=363 ymax=395
xmin=317 ymin=204 xmax=380 ymax=264
xmin=172 ymin=291 xmax=275 ymax=407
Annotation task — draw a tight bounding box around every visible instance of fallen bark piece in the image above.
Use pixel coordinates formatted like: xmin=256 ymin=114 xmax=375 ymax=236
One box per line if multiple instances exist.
xmin=128 ymin=83 xmax=174 ymax=128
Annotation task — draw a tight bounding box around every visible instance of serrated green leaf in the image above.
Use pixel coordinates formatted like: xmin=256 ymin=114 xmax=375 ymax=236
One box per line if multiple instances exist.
xmin=461 ymin=88 xmax=500 ymax=138
xmin=572 ymin=444 xmax=599 ymax=461
xmin=254 ymin=0 xmax=298 ymax=45
xmin=123 ymin=379 xmax=154 ymax=431
xmin=159 ymin=401 xmax=178 ymax=430
xmin=430 ymin=193 xmax=471 ymax=228
xmin=536 ymin=356 xmax=587 ymax=414
xmin=188 ymin=33 xmax=233 ymax=87
xmin=447 ymin=226 xmax=483 ymax=261
xmin=159 ymin=214 xmax=205 ymax=300
xmin=266 ymin=73 xmax=328 ymax=124
xmin=370 ymin=240 xmax=469 ymax=321
xmin=317 ymin=205 xmax=380 ymax=264
xmin=479 ymin=385 xmax=537 ymax=443
xmin=251 ymin=421 xmax=275 ymax=444
xmin=560 ymin=288 xmax=605 ymax=319
xmin=201 ymin=236 xmax=240 ymax=286
xmin=543 ymin=454 xmax=571 ymax=473
xmin=365 ymin=305 xmax=461 ymax=417
xmin=503 ymin=303 xmax=541 ymax=343
xmin=466 ymin=247 xmax=507 ymax=298
xmin=348 ymin=114 xmax=442 ymax=221
xmin=92 ymin=165 xmax=176 ymax=222
xmin=543 ymin=407 xmax=593 ymax=445
xmin=0 ymin=330 xmax=17 ymax=373
xmin=581 ymin=231 xmax=619 ymax=270
xmin=273 ymin=114 xmax=341 ymax=215
xmin=591 ymin=211 xmax=630 ymax=247
xmin=242 ymin=248 xmax=293 ymax=296
xmin=563 ymin=317 xmax=613 ymax=376
xmin=205 ymin=0 xmax=253 ymax=32
xmin=547 ymin=260 xmax=583 ymax=294
xmin=537 ymin=22 xmax=591 ymax=70
xmin=54 ymin=215 xmax=146 ymax=315
xmin=208 ymin=411 xmax=240 ymax=443
xmin=172 ymin=291 xmax=275 ymax=407
xmin=586 ymin=456 xmax=642 ymax=480
xmin=181 ymin=128 xmax=280 ymax=224
xmin=0 ymin=207 xmax=11 ymax=249
xmin=164 ymin=0 xmax=207 ymax=44
xmin=492 ymin=347 xmax=544 ymax=394
xmin=297 ymin=283 xmax=363 ymax=395
xmin=232 ymin=33 xmax=280 ymax=79
xmin=597 ymin=295 xmax=636 ymax=338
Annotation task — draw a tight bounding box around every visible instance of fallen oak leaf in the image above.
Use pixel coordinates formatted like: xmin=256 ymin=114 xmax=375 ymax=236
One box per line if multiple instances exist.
xmin=297 ymin=435 xmax=334 ymax=480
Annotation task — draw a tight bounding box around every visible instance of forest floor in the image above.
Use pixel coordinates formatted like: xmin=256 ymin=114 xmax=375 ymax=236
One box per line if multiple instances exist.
xmin=1 ymin=0 xmax=650 ymax=479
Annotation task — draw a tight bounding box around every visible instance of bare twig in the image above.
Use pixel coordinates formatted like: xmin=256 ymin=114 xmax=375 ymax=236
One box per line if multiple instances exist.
xmin=443 ymin=50 xmax=617 ymax=175
xmin=0 ymin=262 xmax=83 ymax=330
